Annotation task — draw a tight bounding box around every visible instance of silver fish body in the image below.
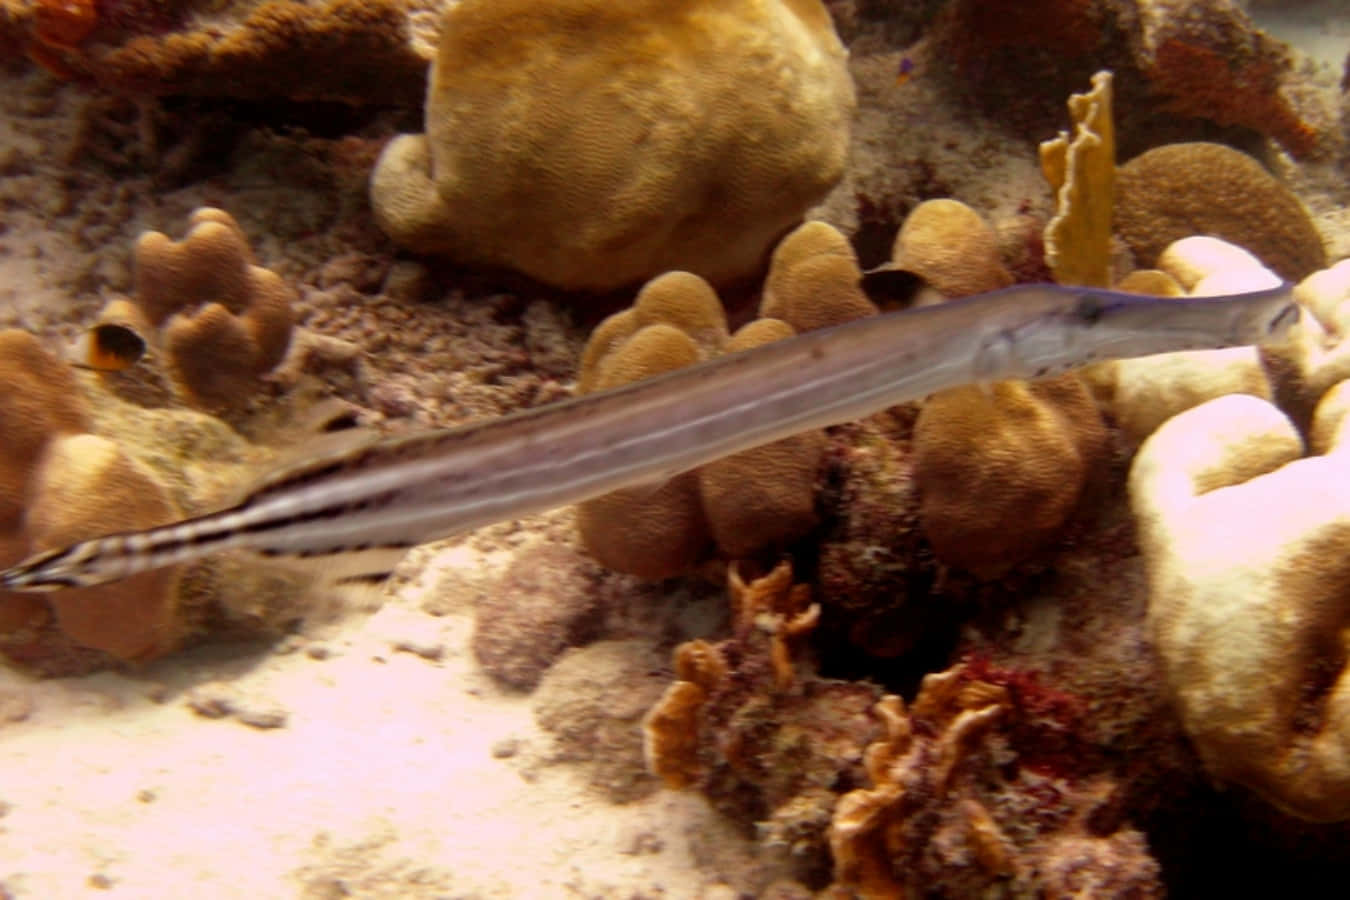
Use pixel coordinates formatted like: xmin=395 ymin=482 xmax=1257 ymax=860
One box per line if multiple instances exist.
xmin=1 ymin=281 xmax=1297 ymax=592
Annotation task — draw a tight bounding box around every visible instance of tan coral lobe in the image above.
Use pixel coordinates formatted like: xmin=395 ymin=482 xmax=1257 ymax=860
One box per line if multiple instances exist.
xmin=370 ymin=0 xmax=855 ymax=292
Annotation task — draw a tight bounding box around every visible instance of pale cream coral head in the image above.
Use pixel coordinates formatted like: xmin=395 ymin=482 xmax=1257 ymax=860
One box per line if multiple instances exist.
xmin=1130 ymin=387 xmax=1350 ymax=822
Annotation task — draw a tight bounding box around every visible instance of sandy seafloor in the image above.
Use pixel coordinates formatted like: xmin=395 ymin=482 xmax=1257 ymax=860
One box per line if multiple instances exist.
xmin=2 ymin=2 xmax=1350 ymax=897
xmin=0 ymin=60 xmax=767 ymax=898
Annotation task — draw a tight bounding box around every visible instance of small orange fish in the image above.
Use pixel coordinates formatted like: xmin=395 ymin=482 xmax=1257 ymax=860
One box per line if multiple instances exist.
xmin=70 ymin=322 xmax=147 ymax=371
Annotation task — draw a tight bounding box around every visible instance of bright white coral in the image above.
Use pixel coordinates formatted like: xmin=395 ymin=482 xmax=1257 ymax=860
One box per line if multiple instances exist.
xmin=1129 ymin=384 xmax=1350 ymax=821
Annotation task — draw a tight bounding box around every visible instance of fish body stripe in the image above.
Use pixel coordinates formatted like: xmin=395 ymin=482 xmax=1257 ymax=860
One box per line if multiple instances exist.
xmin=0 ymin=281 xmax=1298 ymax=592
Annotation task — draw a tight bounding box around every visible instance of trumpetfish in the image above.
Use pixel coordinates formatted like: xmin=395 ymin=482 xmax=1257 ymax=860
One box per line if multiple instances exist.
xmin=1 ymin=281 xmax=1298 ymax=593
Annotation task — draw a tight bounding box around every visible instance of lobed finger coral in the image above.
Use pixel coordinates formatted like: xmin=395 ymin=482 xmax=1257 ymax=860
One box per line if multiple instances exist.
xmin=1129 ymin=384 xmax=1350 ymax=822
xmin=885 ymin=199 xmax=1013 ymax=299
xmin=575 ymin=271 xmax=827 ymax=578
xmin=760 ymin=221 xmax=879 ymax=332
xmin=0 ymin=330 xmax=187 ymax=672
xmin=369 ymin=0 xmax=855 ymax=292
xmin=116 ymin=207 xmax=296 ymax=411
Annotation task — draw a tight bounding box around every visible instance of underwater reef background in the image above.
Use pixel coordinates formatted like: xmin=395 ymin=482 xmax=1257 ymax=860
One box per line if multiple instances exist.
xmin=2 ymin=0 xmax=1350 ymax=896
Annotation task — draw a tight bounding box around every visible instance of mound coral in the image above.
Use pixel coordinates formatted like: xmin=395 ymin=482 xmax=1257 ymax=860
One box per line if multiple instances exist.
xmin=1114 ymin=142 xmax=1326 ymax=282
xmin=0 ymin=330 xmax=186 ymax=672
xmin=760 ymin=221 xmax=879 ymax=332
xmin=575 ymin=271 xmax=826 ymax=578
xmin=912 ymin=375 xmax=1108 ymax=578
xmin=885 ymin=199 xmax=1012 ymax=298
xmin=1129 ymin=384 xmax=1350 ymax=822
xmin=369 ymin=0 xmax=855 ymax=292
xmin=120 ymin=207 xmax=296 ymax=410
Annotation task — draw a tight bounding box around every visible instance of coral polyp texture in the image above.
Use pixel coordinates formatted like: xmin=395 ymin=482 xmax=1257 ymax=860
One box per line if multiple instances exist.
xmin=369 ymin=0 xmax=855 ymax=292
xmin=1129 ymin=384 xmax=1350 ymax=822
xmin=122 ymin=207 xmax=296 ymax=410
xmin=574 ymin=270 xmax=826 ymax=578
xmin=885 ymin=199 xmax=1013 ymax=298
xmin=912 ymin=375 xmax=1109 ymax=579
xmin=1114 ymin=142 xmax=1326 ymax=282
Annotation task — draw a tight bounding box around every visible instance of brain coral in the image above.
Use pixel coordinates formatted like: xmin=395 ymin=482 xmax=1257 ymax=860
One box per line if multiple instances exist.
xmin=1114 ymin=142 xmax=1325 ymax=282
xmin=1130 ymin=386 xmax=1350 ymax=821
xmin=370 ymin=0 xmax=855 ymax=292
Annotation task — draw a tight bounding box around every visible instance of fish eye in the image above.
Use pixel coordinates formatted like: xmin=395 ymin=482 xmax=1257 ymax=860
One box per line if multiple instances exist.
xmin=1267 ymin=302 xmax=1300 ymax=335
xmin=1074 ymin=294 xmax=1107 ymax=324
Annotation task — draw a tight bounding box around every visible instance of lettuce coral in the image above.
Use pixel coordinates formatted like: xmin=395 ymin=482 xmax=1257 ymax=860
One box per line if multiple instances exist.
xmin=1040 ymin=70 xmax=1115 ymax=288
xmin=369 ymin=0 xmax=855 ymax=292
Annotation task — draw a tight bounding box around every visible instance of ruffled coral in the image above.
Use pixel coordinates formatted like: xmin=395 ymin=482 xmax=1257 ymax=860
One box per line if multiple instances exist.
xmin=643 ymin=562 xmax=881 ymax=863
xmin=1040 ymin=70 xmax=1115 ymax=288
xmin=575 ymin=271 xmax=826 ymax=578
xmin=1114 ymin=142 xmax=1326 ymax=282
xmin=125 ymin=207 xmax=296 ymax=410
xmin=369 ymin=0 xmax=855 ymax=291
xmin=1129 ymin=385 xmax=1350 ymax=822
xmin=827 ymin=663 xmax=1162 ymax=897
